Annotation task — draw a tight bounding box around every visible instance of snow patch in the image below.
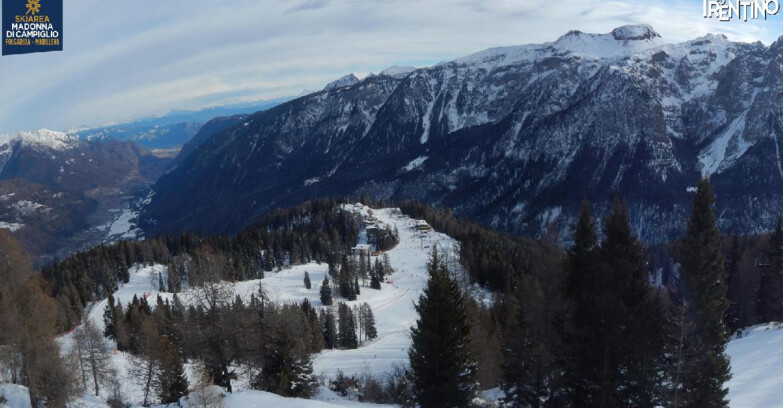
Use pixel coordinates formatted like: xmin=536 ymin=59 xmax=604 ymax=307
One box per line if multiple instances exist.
xmin=0 ymin=129 xmax=78 ymax=152
xmin=727 ymin=323 xmax=783 ymax=407
xmin=380 ymin=65 xmax=417 ymax=77
xmin=401 ymin=156 xmax=428 ymax=172
xmin=0 ymin=221 xmax=23 ymax=232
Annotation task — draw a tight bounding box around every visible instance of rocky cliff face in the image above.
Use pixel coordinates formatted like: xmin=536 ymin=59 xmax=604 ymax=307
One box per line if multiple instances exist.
xmin=141 ymin=25 xmax=783 ymax=242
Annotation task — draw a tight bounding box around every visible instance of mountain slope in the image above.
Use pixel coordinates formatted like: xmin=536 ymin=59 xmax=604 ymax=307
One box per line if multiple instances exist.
xmin=141 ymin=25 xmax=783 ymax=242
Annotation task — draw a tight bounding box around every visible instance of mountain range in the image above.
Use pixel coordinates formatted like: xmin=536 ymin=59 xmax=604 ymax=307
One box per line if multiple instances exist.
xmin=138 ymin=24 xmax=783 ymax=242
xmin=71 ymin=98 xmax=290 ymax=150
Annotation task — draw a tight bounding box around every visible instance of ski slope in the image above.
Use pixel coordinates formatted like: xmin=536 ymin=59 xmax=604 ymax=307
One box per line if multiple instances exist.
xmin=312 ymin=205 xmax=461 ymax=378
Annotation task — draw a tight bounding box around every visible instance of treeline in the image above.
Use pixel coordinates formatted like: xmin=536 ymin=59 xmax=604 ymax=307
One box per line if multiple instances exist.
xmin=101 ymin=285 xmax=378 ymax=401
xmin=723 ymin=219 xmax=783 ymax=333
xmin=41 ymin=198 xmax=381 ymax=328
xmin=398 ymin=200 xmax=560 ymax=292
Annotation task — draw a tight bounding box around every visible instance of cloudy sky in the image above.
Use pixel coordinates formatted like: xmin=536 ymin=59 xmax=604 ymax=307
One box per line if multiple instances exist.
xmin=0 ymin=0 xmax=781 ymax=133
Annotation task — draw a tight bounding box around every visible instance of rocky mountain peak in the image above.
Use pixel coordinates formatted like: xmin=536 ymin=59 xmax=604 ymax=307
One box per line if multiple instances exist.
xmin=611 ymin=24 xmax=661 ymax=41
xmin=324 ymin=73 xmax=360 ymax=91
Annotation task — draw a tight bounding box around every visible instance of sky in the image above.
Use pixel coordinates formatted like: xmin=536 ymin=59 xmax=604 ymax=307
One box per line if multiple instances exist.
xmin=0 ymin=0 xmax=782 ymax=133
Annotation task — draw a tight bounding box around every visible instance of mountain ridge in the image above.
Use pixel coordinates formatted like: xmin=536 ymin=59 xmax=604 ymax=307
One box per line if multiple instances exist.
xmin=140 ymin=25 xmax=783 ymax=242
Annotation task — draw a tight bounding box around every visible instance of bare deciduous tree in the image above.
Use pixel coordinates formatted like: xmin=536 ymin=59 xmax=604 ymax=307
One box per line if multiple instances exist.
xmin=73 ymin=317 xmax=113 ymax=396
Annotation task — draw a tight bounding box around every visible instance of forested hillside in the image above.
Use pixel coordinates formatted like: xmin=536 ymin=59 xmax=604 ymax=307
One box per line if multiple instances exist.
xmin=0 ymin=186 xmax=774 ymax=407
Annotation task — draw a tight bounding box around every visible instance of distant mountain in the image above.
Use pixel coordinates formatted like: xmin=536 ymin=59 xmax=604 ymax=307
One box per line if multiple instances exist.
xmin=0 ymin=129 xmax=171 ymax=264
xmin=141 ymin=25 xmax=783 ymax=242
xmin=72 ymin=98 xmax=291 ymax=149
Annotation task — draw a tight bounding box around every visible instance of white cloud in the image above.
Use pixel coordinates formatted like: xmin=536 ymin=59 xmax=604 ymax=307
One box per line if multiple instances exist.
xmin=0 ymin=0 xmax=780 ymax=132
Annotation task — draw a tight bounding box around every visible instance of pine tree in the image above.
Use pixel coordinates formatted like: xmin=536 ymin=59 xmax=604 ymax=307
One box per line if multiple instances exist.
xmin=320 ymin=276 xmax=333 ymax=306
xmin=363 ymin=303 xmax=377 ymax=340
xmin=260 ymin=316 xmax=317 ymax=398
xmin=103 ymin=293 xmax=117 ymax=340
xmin=676 ymin=178 xmax=731 ymax=408
xmin=600 ymin=200 xmax=666 ymax=407
xmin=759 ymin=217 xmax=783 ymax=323
xmin=408 ymin=248 xmax=476 ymax=408
xmin=337 ymin=302 xmax=358 ymax=349
xmin=374 ymin=258 xmax=385 ymax=280
xmin=724 ymin=232 xmax=742 ymax=333
xmin=370 ymin=273 xmax=381 ymax=290
xmin=304 ymin=271 xmax=312 ymax=289
xmin=502 ymin=276 xmax=551 ymax=408
xmin=158 ymin=336 xmax=189 ymax=404
xmin=382 ymin=253 xmax=393 ymax=276
xmin=322 ymin=309 xmax=337 ymax=349
xmin=564 ymin=199 xmax=602 ymax=406
xmin=114 ymin=300 xmax=128 ymax=351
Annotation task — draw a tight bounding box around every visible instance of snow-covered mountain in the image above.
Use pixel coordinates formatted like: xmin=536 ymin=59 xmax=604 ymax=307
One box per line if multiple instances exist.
xmin=142 ymin=25 xmax=783 ymax=242
xmin=0 ymin=128 xmax=79 ymax=151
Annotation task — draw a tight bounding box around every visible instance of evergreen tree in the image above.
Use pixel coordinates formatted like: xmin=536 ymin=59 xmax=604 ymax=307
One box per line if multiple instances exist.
xmin=600 ymin=200 xmax=666 ymax=407
xmin=337 ymin=302 xmax=358 ymax=349
xmin=304 ymin=271 xmax=312 ymax=289
xmin=502 ymin=276 xmax=552 ymax=408
xmin=322 ymin=309 xmax=337 ymax=349
xmin=374 ymin=258 xmax=385 ymax=280
xmin=759 ymin=217 xmax=783 ymax=323
xmin=676 ymin=178 xmax=731 ymax=408
xmin=103 ymin=293 xmax=117 ymax=340
xmin=563 ymin=200 xmax=668 ymax=407
xmin=724 ymin=232 xmax=742 ymax=333
xmin=114 ymin=300 xmax=128 ymax=351
xmin=260 ymin=317 xmax=317 ymax=398
xmin=363 ymin=303 xmax=377 ymax=340
xmin=370 ymin=273 xmax=381 ymax=290
xmin=408 ymin=248 xmax=476 ymax=408
xmin=382 ymin=253 xmax=393 ymax=276
xmin=320 ymin=277 xmax=333 ymax=306
xmin=158 ymin=336 xmax=189 ymax=404
xmin=564 ymin=200 xmax=602 ymax=406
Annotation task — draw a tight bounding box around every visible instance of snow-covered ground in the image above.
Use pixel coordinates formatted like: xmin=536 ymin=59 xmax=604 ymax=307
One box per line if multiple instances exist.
xmin=726 ymin=323 xmax=783 ymax=408
xmin=100 ymin=207 xmax=141 ymax=241
xmin=313 ymin=205 xmax=460 ymax=378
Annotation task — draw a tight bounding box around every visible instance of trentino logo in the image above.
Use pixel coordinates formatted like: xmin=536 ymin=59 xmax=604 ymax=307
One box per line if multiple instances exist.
xmin=2 ymin=0 xmax=63 ymax=56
